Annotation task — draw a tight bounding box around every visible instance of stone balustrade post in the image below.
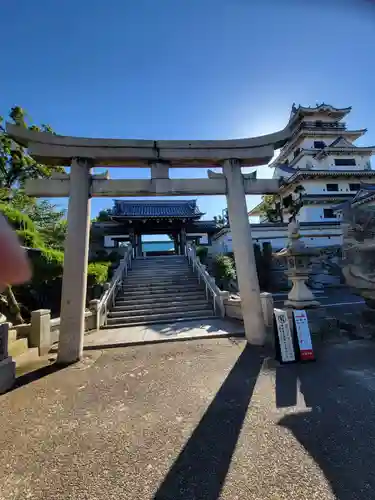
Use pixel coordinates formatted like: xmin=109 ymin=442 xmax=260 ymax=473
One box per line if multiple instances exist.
xmin=30 ymin=309 xmax=52 ymax=356
xmin=260 ymin=292 xmax=274 ymax=328
xmin=0 ymin=323 xmax=15 ymax=393
xmin=89 ymin=299 xmax=100 ymax=331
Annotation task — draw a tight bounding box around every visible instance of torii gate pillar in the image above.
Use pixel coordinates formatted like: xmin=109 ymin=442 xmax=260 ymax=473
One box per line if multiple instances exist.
xmin=57 ymin=158 xmax=92 ymax=364
xmin=223 ymin=159 xmax=266 ymax=345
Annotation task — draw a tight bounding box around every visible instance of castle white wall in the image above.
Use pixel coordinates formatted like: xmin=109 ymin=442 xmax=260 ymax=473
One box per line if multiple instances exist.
xmin=104 ymin=234 xmax=130 ymax=248
xmin=212 ymin=224 xmax=342 ymax=254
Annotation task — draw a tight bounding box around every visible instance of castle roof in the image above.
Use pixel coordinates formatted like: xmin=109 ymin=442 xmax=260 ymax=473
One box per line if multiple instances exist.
xmin=289 ymin=103 xmax=352 ymax=125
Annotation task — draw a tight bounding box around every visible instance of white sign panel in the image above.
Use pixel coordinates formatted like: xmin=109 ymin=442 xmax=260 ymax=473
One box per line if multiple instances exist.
xmin=274 ymin=309 xmax=295 ymax=363
xmin=292 ymin=310 xmax=315 ymax=361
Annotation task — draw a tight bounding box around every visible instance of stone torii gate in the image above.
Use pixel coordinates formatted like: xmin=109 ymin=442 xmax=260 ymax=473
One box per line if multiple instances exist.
xmin=7 ymin=122 xmax=292 ymax=364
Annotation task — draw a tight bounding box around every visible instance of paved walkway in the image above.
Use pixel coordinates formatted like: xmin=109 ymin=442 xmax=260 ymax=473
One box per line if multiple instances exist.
xmin=83 ymin=318 xmax=245 ymax=349
xmin=2 ymin=338 xmax=375 ymax=499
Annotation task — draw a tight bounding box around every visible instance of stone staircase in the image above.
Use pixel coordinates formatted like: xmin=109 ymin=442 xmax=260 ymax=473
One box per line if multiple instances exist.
xmin=106 ymin=255 xmax=216 ymax=327
xmin=7 ymin=327 xmax=44 ymax=376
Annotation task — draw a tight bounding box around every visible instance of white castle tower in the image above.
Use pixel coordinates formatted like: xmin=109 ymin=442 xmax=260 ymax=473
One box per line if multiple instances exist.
xmin=250 ymin=103 xmax=375 ymax=223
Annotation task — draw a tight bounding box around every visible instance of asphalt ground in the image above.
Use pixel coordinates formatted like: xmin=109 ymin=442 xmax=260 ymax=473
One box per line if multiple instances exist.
xmin=1 ymin=337 xmax=375 ymax=499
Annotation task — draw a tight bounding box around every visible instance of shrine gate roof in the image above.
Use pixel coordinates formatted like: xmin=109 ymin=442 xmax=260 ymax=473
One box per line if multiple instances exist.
xmin=112 ymin=200 xmax=203 ymax=219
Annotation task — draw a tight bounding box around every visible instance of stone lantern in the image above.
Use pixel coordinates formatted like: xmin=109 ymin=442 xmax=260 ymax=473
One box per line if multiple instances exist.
xmin=276 ymin=220 xmax=320 ymax=309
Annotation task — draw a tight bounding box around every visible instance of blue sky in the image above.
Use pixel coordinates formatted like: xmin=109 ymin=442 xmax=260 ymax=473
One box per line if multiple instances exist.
xmin=2 ymin=0 xmax=375 ymax=224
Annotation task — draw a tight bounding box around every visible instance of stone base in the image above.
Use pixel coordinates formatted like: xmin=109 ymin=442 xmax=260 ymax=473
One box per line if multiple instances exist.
xmin=0 ymin=357 xmax=16 ymax=394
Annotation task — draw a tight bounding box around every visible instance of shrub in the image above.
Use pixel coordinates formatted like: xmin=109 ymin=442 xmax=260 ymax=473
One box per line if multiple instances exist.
xmin=93 ymin=249 xmax=109 ymax=261
xmin=107 ymin=250 xmax=122 ymax=264
xmin=28 ymin=247 xmax=64 ymax=284
xmin=217 ymin=242 xmax=273 ymax=291
xmin=212 ymin=254 xmax=236 ymax=289
xmin=196 ymin=246 xmax=208 ymax=264
xmin=87 ymin=261 xmax=111 ymax=286
xmin=261 ymin=242 xmax=273 ymax=290
xmin=16 ymin=228 xmax=45 ymax=249
xmin=0 ymin=204 xmax=35 ymax=231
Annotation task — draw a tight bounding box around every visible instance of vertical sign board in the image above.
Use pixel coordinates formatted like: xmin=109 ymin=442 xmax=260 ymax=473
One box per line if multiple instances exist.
xmin=273 ymin=309 xmax=296 ymax=364
xmin=292 ymin=310 xmax=315 ymax=361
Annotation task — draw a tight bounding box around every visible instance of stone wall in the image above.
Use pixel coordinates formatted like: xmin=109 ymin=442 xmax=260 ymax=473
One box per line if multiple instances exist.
xmin=272 ymin=246 xmax=344 ymax=291
xmin=307 ymin=245 xmax=344 ymax=289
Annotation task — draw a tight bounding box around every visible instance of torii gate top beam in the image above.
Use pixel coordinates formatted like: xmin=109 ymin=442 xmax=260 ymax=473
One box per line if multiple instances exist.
xmin=6 ymin=121 xmax=293 ymax=167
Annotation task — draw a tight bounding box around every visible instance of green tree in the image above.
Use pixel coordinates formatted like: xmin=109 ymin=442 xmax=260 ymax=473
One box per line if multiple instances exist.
xmin=259 ymin=187 xmax=305 ymax=223
xmin=92 ymin=208 xmax=113 ymax=222
xmin=0 ymin=106 xmax=112 ymax=323
xmin=0 ymin=107 xmax=68 ymax=249
xmin=282 ymin=185 xmax=305 ymax=222
xmin=0 ymin=107 xmax=63 ymax=191
xmin=259 ymin=195 xmax=283 ymax=223
xmin=213 ymin=208 xmax=229 ymax=228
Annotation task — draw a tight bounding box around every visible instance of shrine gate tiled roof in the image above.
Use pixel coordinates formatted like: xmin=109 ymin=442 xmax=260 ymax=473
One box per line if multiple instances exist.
xmin=112 ymin=200 xmax=203 ymax=219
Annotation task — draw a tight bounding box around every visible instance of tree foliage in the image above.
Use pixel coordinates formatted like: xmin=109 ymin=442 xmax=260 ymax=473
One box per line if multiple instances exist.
xmin=0 ymin=106 xmax=68 ymax=250
xmin=259 ymin=195 xmax=283 ymax=223
xmin=213 ymin=208 xmax=228 ymax=228
xmin=93 ymin=208 xmax=113 ymax=222
xmin=195 ymin=246 xmax=208 ymax=264
xmin=259 ymin=186 xmax=305 ymax=223
xmin=0 ymin=106 xmax=111 ymax=323
xmin=212 ymin=254 xmax=236 ymax=289
xmin=0 ymin=106 xmax=63 ymax=190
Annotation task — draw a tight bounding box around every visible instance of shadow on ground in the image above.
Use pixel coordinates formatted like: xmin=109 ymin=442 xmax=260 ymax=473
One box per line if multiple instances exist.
xmin=276 ymin=343 xmax=375 ymax=500
xmin=153 ymin=344 xmax=266 ymax=500
xmin=11 ymin=361 xmax=65 ymax=391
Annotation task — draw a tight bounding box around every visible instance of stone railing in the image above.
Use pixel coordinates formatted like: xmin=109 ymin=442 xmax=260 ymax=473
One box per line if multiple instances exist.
xmin=7 ymin=246 xmax=134 ymax=355
xmin=224 ymin=292 xmax=274 ymax=329
xmin=187 ymin=245 xmax=229 ymax=317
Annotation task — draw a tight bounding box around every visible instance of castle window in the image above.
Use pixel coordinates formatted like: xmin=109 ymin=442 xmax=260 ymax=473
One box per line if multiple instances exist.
xmin=314 ymin=141 xmax=326 ymax=149
xmin=315 ymin=120 xmax=323 ymax=127
xmin=326 ymin=183 xmax=339 ymax=192
xmin=323 ymin=208 xmax=336 ymax=219
xmin=293 ymin=148 xmax=301 ymax=159
xmin=334 ymin=158 xmax=356 ymax=166
xmin=349 ymin=183 xmax=361 ymax=191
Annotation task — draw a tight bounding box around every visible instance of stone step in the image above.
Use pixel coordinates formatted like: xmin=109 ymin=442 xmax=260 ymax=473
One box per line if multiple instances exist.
xmin=132 ymin=259 xmax=188 ymax=264
xmin=135 ymin=258 xmax=187 ymax=262
xmin=125 ymin=274 xmax=194 ymax=281
xmin=123 ymin=278 xmax=198 ymax=287
xmin=116 ymin=292 xmax=207 ymax=305
xmin=128 ymin=270 xmax=191 ymax=276
xmin=109 ymin=302 xmax=210 ymax=317
xmin=14 ymin=347 xmax=40 ymax=373
xmin=121 ymin=284 xmax=202 ymax=295
xmin=127 ymin=267 xmax=192 ymax=274
xmin=123 ymin=281 xmax=201 ymax=290
xmin=132 ymin=266 xmax=189 ymax=270
xmin=8 ymin=338 xmax=29 ymax=358
xmin=129 ymin=268 xmax=190 ymax=274
xmin=15 ymin=353 xmax=52 ymax=378
xmin=7 ymin=328 xmax=18 ymax=343
xmin=132 ymin=259 xmax=188 ymax=263
xmin=136 ymin=256 xmax=186 ymax=259
xmin=106 ymin=309 xmax=215 ymax=326
xmin=136 ymin=265 xmax=188 ymax=268
xmin=103 ymin=314 xmax=217 ymax=329
xmin=113 ymin=298 xmax=207 ymax=311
